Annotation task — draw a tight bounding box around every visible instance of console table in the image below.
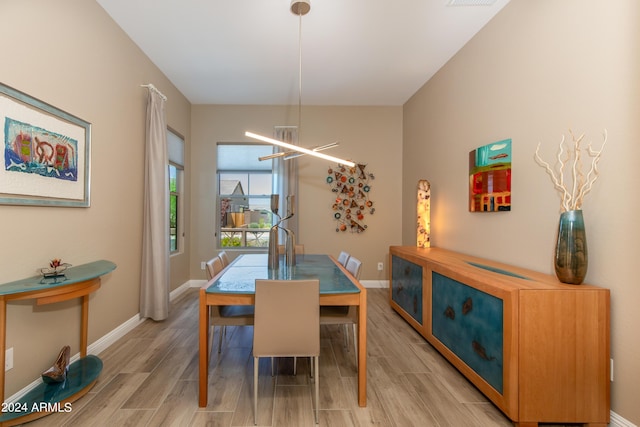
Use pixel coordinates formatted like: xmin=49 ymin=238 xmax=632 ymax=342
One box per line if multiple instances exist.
xmin=389 ymin=246 xmax=610 ymax=427
xmin=0 ymin=260 xmax=116 ymax=426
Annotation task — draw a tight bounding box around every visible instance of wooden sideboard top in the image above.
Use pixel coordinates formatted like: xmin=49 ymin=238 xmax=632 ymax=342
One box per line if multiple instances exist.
xmin=389 ymin=246 xmax=608 ymax=293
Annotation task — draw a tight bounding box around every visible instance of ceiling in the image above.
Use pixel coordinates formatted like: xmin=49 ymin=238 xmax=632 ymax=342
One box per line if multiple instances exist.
xmin=96 ymin=0 xmax=510 ymax=106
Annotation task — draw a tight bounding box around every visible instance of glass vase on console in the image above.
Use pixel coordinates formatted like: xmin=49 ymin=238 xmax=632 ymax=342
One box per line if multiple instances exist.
xmin=554 ymin=209 xmax=588 ymax=284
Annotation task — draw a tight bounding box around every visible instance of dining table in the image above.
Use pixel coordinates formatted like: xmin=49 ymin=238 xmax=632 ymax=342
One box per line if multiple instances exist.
xmin=199 ymin=253 xmax=367 ymax=407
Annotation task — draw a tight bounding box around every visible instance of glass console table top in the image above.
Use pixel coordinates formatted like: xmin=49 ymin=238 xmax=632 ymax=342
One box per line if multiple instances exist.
xmin=0 ymin=260 xmax=116 ymax=296
xmin=0 ymin=355 xmax=102 ymax=423
xmin=207 ymin=254 xmax=360 ymax=295
xmin=466 ymin=261 xmax=531 ymax=280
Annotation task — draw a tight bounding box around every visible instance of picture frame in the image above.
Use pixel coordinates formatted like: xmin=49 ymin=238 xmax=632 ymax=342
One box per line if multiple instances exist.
xmin=0 ymin=82 xmax=91 ymax=207
xmin=469 ymin=139 xmax=511 ymax=212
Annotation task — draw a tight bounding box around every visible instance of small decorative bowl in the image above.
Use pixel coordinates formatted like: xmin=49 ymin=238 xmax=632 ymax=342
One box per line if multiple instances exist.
xmin=40 ymin=263 xmax=71 ymax=278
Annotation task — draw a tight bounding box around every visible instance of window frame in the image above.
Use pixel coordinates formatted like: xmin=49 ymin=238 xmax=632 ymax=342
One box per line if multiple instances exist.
xmin=167 ymin=129 xmax=185 ymax=255
xmin=216 ymin=142 xmax=276 ymax=250
xmin=169 ymin=161 xmax=183 ymax=254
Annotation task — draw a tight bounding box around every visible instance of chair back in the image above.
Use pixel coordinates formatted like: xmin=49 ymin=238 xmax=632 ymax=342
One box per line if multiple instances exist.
xmin=345 ymin=256 xmax=362 ymax=280
xmin=278 ymin=244 xmax=305 ymax=255
xmin=253 ymin=279 xmax=320 ymax=357
xmin=218 ymin=251 xmax=230 ymax=267
xmin=205 ymin=256 xmax=224 ymax=280
xmin=337 ymin=251 xmax=350 ymax=267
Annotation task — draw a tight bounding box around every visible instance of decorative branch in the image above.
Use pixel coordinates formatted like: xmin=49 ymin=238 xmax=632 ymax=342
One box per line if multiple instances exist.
xmin=534 ymin=129 xmax=607 ymax=212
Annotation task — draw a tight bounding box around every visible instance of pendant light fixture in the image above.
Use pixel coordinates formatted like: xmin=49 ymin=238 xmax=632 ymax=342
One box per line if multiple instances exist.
xmin=246 ymin=0 xmax=355 ymax=168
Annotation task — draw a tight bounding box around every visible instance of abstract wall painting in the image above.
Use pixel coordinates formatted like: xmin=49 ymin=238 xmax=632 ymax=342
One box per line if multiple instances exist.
xmin=469 ymin=139 xmax=511 ymax=212
xmin=0 ymin=83 xmax=90 ymax=207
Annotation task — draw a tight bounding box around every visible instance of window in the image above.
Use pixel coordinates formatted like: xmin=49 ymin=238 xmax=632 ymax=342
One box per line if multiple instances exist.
xmin=169 ymin=163 xmax=180 ymax=252
xmin=217 ymin=143 xmax=275 ymax=248
xmin=168 ymin=129 xmax=184 ymax=254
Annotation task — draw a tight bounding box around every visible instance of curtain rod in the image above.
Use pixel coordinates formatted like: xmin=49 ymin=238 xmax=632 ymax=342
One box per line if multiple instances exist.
xmin=141 ymin=84 xmax=167 ymax=101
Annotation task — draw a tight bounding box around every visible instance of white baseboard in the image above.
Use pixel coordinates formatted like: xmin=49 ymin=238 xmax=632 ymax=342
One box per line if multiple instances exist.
xmin=360 ymin=280 xmax=388 ymax=288
xmin=171 ymin=280 xmax=198 ymax=298
xmin=190 ymin=279 xmax=207 ymax=288
xmin=610 ymin=411 xmax=637 ymax=427
xmin=88 ymin=314 xmax=146 ymax=356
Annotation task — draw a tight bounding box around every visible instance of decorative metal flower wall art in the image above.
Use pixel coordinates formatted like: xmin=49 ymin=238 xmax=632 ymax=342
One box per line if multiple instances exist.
xmin=326 ymin=163 xmax=375 ymax=233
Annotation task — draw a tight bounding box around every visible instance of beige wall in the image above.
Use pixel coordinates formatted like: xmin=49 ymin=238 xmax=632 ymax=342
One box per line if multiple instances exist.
xmin=190 ymin=105 xmax=402 ymax=280
xmin=403 ymin=0 xmax=639 ymax=423
xmin=0 ymin=0 xmax=191 ymax=396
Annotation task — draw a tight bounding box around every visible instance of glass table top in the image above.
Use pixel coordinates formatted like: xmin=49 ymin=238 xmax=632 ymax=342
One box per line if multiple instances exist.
xmin=206 ymin=254 xmax=360 ymax=295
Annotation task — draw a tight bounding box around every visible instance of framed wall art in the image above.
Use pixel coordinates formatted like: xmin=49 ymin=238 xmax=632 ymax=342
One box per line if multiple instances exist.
xmin=469 ymin=139 xmax=511 ymax=212
xmin=0 ymin=83 xmax=91 ymax=207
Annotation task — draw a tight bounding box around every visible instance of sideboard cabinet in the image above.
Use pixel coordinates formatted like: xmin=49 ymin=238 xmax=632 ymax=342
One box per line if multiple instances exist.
xmin=389 ymin=246 xmax=610 ymax=427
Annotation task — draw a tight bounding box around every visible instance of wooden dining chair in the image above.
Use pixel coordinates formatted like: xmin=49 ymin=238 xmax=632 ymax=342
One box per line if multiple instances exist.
xmin=253 ymin=279 xmax=320 ymax=425
xmin=205 ymin=256 xmax=254 ymax=355
xmin=337 ymin=251 xmax=350 ymax=267
xmin=320 ymin=255 xmax=362 ymax=366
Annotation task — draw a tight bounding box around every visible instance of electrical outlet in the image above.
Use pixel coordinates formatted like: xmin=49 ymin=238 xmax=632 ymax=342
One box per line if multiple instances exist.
xmin=5 ymin=347 xmax=13 ymax=371
xmin=201 ymin=261 xmax=206 ymax=270
xmin=377 ymin=262 xmax=383 ymax=271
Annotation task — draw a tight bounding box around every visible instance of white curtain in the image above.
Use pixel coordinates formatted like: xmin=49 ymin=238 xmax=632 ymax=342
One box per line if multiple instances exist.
xmin=140 ymin=87 xmax=169 ymax=321
xmin=273 ymin=127 xmax=299 ymax=238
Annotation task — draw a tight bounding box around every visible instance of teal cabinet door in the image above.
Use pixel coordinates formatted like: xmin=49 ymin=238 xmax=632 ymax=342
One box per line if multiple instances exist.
xmin=391 ymin=255 xmax=423 ymax=325
xmin=431 ymin=272 xmax=504 ymax=394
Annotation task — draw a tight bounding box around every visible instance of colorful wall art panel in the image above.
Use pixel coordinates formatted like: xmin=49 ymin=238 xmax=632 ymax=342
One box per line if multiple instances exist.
xmin=326 ymin=163 xmax=374 ymax=233
xmin=469 ymin=139 xmax=511 ymax=212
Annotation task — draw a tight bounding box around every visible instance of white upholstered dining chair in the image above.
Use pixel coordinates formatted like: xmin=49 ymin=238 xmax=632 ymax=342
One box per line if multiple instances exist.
xmin=205 ymin=256 xmax=224 ymax=280
xmin=345 ymin=256 xmax=362 ymax=280
xmin=320 ymin=255 xmax=362 ymax=365
xmin=337 ymin=251 xmax=350 ymax=267
xmin=205 ymin=256 xmax=254 ymax=355
xmin=217 ymin=250 xmax=230 ymax=267
xmin=253 ymin=279 xmax=320 ymax=425
xmin=278 ymin=244 xmax=305 ymax=255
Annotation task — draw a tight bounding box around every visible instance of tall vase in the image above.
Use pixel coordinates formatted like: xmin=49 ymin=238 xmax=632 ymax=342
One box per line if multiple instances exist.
xmin=267 ymin=226 xmax=280 ymax=270
xmin=554 ymin=209 xmax=588 ymax=284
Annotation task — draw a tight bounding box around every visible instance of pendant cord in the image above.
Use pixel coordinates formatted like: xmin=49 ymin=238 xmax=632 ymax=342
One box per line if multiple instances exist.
xmin=298 ymin=10 xmax=303 ymax=142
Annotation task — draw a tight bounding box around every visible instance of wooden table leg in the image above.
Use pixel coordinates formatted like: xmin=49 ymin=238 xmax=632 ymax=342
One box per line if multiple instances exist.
xmin=357 ymin=287 xmax=367 ymax=407
xmin=198 ymin=289 xmax=209 ymax=407
xmin=80 ymin=294 xmax=89 ymax=358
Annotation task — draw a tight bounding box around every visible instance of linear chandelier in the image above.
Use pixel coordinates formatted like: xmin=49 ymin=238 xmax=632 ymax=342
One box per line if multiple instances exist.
xmin=247 ymin=132 xmax=354 ymax=166
xmin=257 ymin=141 xmax=339 ymax=161
xmin=246 ymin=0 xmax=355 ymax=168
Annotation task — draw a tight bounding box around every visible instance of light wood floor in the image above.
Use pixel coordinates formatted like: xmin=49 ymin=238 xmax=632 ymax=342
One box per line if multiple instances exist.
xmin=25 ymin=288 xmax=568 ymax=426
